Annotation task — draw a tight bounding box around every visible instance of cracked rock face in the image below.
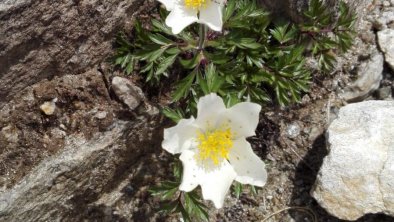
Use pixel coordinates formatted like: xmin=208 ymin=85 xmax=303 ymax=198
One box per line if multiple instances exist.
xmin=0 ymin=0 xmax=139 ymax=107
xmin=311 ymin=101 xmax=394 ymax=221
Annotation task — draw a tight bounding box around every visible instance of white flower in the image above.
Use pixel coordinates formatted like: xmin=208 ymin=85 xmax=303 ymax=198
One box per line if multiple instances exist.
xmin=162 ymin=93 xmax=267 ymax=208
xmin=157 ymin=0 xmax=225 ymax=34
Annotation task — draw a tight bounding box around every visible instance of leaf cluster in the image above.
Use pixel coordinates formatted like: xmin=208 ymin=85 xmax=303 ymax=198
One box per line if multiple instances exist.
xmin=115 ymin=0 xmax=355 ymax=112
xmin=114 ymin=8 xmax=193 ymax=82
xmin=301 ymin=0 xmax=356 ymax=71
xmin=149 ymin=161 xmax=209 ymax=222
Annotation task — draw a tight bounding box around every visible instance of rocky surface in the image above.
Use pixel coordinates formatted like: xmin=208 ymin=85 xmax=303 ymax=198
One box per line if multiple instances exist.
xmin=0 ymin=70 xmax=116 ymax=187
xmin=312 ymin=101 xmax=394 ymax=221
xmin=0 ymin=68 xmax=165 ymax=221
xmin=0 ymin=0 xmax=142 ymax=107
xmin=378 ymin=29 xmax=394 ymax=71
xmin=339 ymin=51 xmax=384 ymax=102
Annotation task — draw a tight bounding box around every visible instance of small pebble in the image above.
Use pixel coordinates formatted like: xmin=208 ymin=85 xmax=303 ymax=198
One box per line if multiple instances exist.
xmin=94 ymin=111 xmax=107 ymax=119
xmin=286 ymin=122 xmax=301 ymax=139
xmin=40 ymin=98 xmax=57 ymax=115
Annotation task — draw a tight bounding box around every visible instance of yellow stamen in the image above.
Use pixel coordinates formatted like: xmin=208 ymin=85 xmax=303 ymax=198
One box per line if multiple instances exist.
xmin=184 ymin=0 xmax=209 ymax=9
xmin=196 ymin=128 xmax=233 ymax=166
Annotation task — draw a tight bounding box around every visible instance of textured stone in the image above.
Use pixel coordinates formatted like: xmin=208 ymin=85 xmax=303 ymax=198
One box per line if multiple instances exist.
xmin=0 ymin=118 xmax=162 ymax=221
xmin=0 ymin=70 xmax=115 ymax=188
xmin=339 ymin=51 xmax=384 ymax=102
xmin=112 ymin=77 xmax=144 ymax=110
xmin=372 ymin=10 xmax=394 ymax=30
xmin=312 ymin=101 xmax=394 ymax=221
xmin=0 ymin=0 xmax=140 ymax=107
xmin=378 ymin=29 xmax=394 ymax=71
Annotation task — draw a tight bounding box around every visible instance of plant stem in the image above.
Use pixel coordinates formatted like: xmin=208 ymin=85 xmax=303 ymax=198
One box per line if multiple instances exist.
xmin=198 ymin=24 xmax=207 ymax=50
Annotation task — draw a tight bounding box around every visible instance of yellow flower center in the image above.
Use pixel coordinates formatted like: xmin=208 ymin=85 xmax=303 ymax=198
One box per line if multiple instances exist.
xmin=184 ymin=0 xmax=209 ymax=9
xmin=196 ymin=128 xmax=233 ymax=165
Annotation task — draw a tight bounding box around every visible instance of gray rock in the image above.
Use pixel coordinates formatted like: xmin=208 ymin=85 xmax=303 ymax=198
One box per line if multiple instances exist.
xmin=339 ymin=52 xmax=384 ymax=102
xmin=0 ymin=125 xmax=19 ymax=144
xmin=372 ymin=11 xmax=394 ymax=30
xmin=0 ymin=0 xmax=139 ymax=108
xmin=112 ymin=77 xmax=144 ymax=110
xmin=312 ymin=101 xmax=394 ymax=221
xmin=285 ymin=122 xmax=301 ymax=139
xmin=0 ymin=118 xmax=162 ymax=221
xmin=377 ymin=86 xmax=393 ymax=100
xmin=378 ymin=29 xmax=394 ymax=71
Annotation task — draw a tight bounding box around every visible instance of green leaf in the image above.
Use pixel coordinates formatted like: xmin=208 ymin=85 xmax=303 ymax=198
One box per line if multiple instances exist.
xmin=177 ymin=203 xmax=192 ymax=222
xmin=159 ymin=201 xmax=179 ymax=213
xmin=147 ymin=47 xmax=168 ymax=62
xmin=233 ymin=182 xmax=243 ymax=199
xmin=152 ymin=19 xmax=173 ymax=36
xmin=184 ymin=192 xmax=209 ymax=222
xmin=172 ymin=70 xmax=197 ymax=101
xmin=179 ymin=52 xmax=202 ymax=69
xmin=270 ymin=23 xmax=295 ymax=44
xmin=148 ymin=33 xmax=173 ymax=46
xmin=250 ymin=185 xmax=258 ymax=196
xmin=124 ymin=56 xmax=134 ymax=74
xmin=197 ymin=70 xmax=209 ymax=95
xmin=162 ymin=107 xmax=184 ymax=123
xmin=172 ymin=161 xmax=182 ymax=180
xmin=205 ymin=63 xmax=224 ymax=93
xmin=156 ymin=53 xmax=179 ymax=76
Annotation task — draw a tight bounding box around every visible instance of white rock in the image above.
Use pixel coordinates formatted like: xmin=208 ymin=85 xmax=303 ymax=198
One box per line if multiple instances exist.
xmin=372 ymin=11 xmax=394 ymax=30
xmin=39 ymin=98 xmax=57 ymax=115
xmin=94 ymin=111 xmax=107 ymax=119
xmin=339 ymin=52 xmax=384 ymax=102
xmin=311 ymin=101 xmax=394 ymax=221
xmin=378 ymin=29 xmax=394 ymax=71
xmin=1 ymin=125 xmax=19 ymax=143
xmin=111 ymin=77 xmax=144 ymax=110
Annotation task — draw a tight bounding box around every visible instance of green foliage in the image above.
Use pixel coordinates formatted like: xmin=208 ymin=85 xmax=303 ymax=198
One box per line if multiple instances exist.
xmin=114 ymin=0 xmax=355 ymax=109
xmin=149 ymin=161 xmax=209 ymax=222
xmin=301 ymin=0 xmax=356 ymax=71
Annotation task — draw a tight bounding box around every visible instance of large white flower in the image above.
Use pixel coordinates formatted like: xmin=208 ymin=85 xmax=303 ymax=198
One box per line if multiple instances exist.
xmin=162 ymin=93 xmax=267 ymax=208
xmin=157 ymin=0 xmax=225 ymax=34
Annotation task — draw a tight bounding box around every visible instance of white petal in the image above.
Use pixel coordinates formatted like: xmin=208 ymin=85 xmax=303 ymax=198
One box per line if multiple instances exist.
xmin=200 ymin=161 xmax=236 ymax=208
xmin=198 ymin=1 xmax=224 ymax=32
xmin=228 ymin=138 xmax=267 ymax=187
xmin=162 ymin=117 xmax=199 ymax=154
xmin=165 ymin=4 xmax=198 ymax=34
xmin=196 ymin=93 xmax=226 ymax=129
xmin=158 ymin=0 xmax=175 ymax=10
xmin=179 ymin=150 xmax=202 ymax=192
xmin=219 ymin=102 xmax=261 ymax=138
